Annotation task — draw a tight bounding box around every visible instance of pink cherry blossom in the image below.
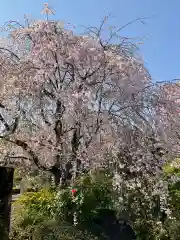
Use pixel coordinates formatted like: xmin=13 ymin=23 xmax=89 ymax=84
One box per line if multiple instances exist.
xmin=0 ymin=17 xmax=178 ymax=217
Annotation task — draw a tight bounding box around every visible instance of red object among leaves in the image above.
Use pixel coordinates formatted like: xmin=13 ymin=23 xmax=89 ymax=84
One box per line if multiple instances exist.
xmin=71 ymin=189 xmax=77 ymax=195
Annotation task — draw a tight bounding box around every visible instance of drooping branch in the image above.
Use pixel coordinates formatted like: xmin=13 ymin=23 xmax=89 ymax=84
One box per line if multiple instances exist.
xmin=0 ymin=136 xmax=47 ymax=171
xmin=0 ymin=113 xmax=10 ymax=131
xmin=0 ymin=111 xmax=19 ymax=136
xmin=0 ymin=47 xmax=20 ymax=61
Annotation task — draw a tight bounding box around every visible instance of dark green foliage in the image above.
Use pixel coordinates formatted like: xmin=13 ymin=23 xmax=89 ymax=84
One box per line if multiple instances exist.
xmin=10 ymin=166 xmax=180 ymax=239
xmin=10 ymin=169 xmax=114 ymax=239
xmin=55 ymin=169 xmax=115 ymax=225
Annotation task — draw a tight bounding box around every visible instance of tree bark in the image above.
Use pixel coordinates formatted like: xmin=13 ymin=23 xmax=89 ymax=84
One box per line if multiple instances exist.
xmin=0 ymin=167 xmax=14 ymax=240
xmin=50 ymin=165 xmax=62 ymax=186
xmin=50 ymin=161 xmax=73 ymax=187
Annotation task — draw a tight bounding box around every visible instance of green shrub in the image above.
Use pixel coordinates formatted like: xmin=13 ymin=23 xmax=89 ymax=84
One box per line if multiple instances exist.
xmin=13 ymin=168 xmax=53 ymax=193
xmin=10 ymin=169 xmax=114 ymax=239
xmin=33 ymin=220 xmax=98 ymax=240
xmin=12 ymin=167 xmax=180 ymax=239
xmin=10 ymin=188 xmax=56 ymax=239
xmin=54 ymin=168 xmax=116 ymax=226
xmin=17 ymin=188 xmax=55 ymax=218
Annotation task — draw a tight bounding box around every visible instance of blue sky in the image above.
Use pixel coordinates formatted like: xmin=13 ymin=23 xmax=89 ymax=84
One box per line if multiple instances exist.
xmin=0 ymin=0 xmax=179 ymax=81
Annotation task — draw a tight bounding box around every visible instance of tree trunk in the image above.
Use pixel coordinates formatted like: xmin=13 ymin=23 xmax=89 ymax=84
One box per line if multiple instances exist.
xmin=50 ymin=161 xmax=73 ymax=187
xmin=0 ymin=167 xmax=14 ymax=240
xmin=50 ymin=166 xmax=62 ymax=186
